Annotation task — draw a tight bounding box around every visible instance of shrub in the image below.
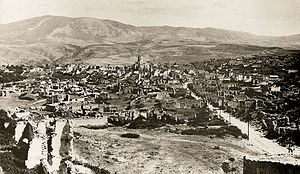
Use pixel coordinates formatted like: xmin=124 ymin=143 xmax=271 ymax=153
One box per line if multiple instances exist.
xmin=18 ymin=93 xmax=34 ymax=101
xmin=181 ymin=125 xmax=243 ymax=138
xmin=223 ymin=125 xmax=243 ymax=138
xmin=80 ymin=124 xmax=108 ymax=130
xmin=128 ymin=121 xmax=165 ymax=129
xmin=120 ymin=133 xmax=140 ymax=138
xmin=242 ymin=134 xmax=248 ymax=139
xmin=228 ymin=157 xmax=235 ymax=162
xmin=221 ymin=161 xmax=230 ymax=173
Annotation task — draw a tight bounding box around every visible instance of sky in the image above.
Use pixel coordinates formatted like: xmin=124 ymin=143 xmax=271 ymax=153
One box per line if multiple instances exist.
xmin=0 ymin=0 xmax=299 ymax=36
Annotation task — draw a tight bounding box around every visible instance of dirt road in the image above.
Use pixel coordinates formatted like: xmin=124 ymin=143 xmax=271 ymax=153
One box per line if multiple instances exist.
xmin=208 ymin=104 xmax=287 ymax=155
xmin=188 ymin=87 xmax=299 ymax=156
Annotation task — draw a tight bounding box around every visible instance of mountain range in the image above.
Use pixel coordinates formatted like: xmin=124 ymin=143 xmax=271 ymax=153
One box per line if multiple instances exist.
xmin=0 ymin=15 xmax=299 ymax=65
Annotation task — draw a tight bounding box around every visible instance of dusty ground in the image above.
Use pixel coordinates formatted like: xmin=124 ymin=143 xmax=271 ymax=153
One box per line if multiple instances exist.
xmin=73 ymin=123 xmax=260 ymax=174
xmin=0 ymin=94 xmax=31 ymax=110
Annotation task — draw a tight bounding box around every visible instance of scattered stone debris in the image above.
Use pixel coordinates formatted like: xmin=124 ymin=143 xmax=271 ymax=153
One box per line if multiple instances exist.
xmin=212 ymin=146 xmax=220 ymax=150
xmin=150 ymin=151 xmax=159 ymax=156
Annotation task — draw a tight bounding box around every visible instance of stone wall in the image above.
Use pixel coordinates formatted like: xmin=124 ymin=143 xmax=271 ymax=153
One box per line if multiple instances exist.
xmin=26 ymin=121 xmax=48 ymax=169
xmin=243 ymin=156 xmax=300 ymax=174
xmin=13 ymin=119 xmax=95 ymax=174
xmin=0 ymin=166 xmax=3 ymax=174
xmin=13 ymin=119 xmax=68 ymax=173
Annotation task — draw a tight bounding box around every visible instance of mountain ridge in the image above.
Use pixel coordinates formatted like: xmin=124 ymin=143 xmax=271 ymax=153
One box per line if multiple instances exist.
xmin=2 ymin=15 xmax=298 ymax=37
xmin=0 ymin=15 xmax=299 ymax=65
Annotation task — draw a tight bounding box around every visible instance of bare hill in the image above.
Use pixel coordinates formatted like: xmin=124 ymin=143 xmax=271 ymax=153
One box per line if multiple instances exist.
xmin=0 ymin=15 xmax=299 ymax=65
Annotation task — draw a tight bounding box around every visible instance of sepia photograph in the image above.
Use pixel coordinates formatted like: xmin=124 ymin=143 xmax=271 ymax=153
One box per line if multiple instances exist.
xmin=0 ymin=0 xmax=299 ymax=173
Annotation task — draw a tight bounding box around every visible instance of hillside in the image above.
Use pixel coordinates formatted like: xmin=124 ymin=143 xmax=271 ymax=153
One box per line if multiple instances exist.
xmin=0 ymin=15 xmax=299 ymax=65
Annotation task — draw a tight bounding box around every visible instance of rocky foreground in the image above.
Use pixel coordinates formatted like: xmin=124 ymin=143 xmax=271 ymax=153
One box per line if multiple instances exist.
xmin=73 ymin=124 xmax=261 ymax=174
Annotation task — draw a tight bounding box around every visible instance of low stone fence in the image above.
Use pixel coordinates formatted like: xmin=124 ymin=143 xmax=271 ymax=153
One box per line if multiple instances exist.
xmin=243 ymin=156 xmax=300 ymax=174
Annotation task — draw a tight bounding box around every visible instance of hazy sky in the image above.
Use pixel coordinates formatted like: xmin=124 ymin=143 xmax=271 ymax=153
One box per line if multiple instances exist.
xmin=0 ymin=0 xmax=299 ymax=36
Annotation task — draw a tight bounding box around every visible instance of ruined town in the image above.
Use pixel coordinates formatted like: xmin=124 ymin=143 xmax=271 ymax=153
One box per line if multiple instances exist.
xmin=0 ymin=1 xmax=300 ymax=173
xmin=1 ymin=48 xmax=300 ymax=173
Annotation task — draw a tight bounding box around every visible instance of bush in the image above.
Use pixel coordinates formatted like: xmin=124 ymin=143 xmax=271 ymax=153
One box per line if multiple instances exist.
xmin=120 ymin=133 xmax=140 ymax=138
xmin=181 ymin=125 xmax=243 ymax=138
xmin=80 ymin=125 xmax=108 ymax=130
xmin=223 ymin=125 xmax=243 ymax=138
xmin=221 ymin=161 xmax=230 ymax=173
xmin=128 ymin=121 xmax=165 ymax=129
xmin=18 ymin=93 xmax=34 ymax=101
xmin=242 ymin=134 xmax=248 ymax=139
xmin=228 ymin=157 xmax=235 ymax=162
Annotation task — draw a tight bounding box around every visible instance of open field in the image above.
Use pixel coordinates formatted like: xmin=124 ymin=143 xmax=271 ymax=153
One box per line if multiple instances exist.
xmin=0 ymin=94 xmax=31 ymax=110
xmin=73 ymin=123 xmax=261 ymax=174
xmin=72 ymin=117 xmax=108 ymax=127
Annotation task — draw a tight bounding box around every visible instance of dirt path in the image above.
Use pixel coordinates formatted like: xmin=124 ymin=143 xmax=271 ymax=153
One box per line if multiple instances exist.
xmin=208 ymin=104 xmax=287 ymax=155
xmin=187 ymin=86 xmax=300 ymax=156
